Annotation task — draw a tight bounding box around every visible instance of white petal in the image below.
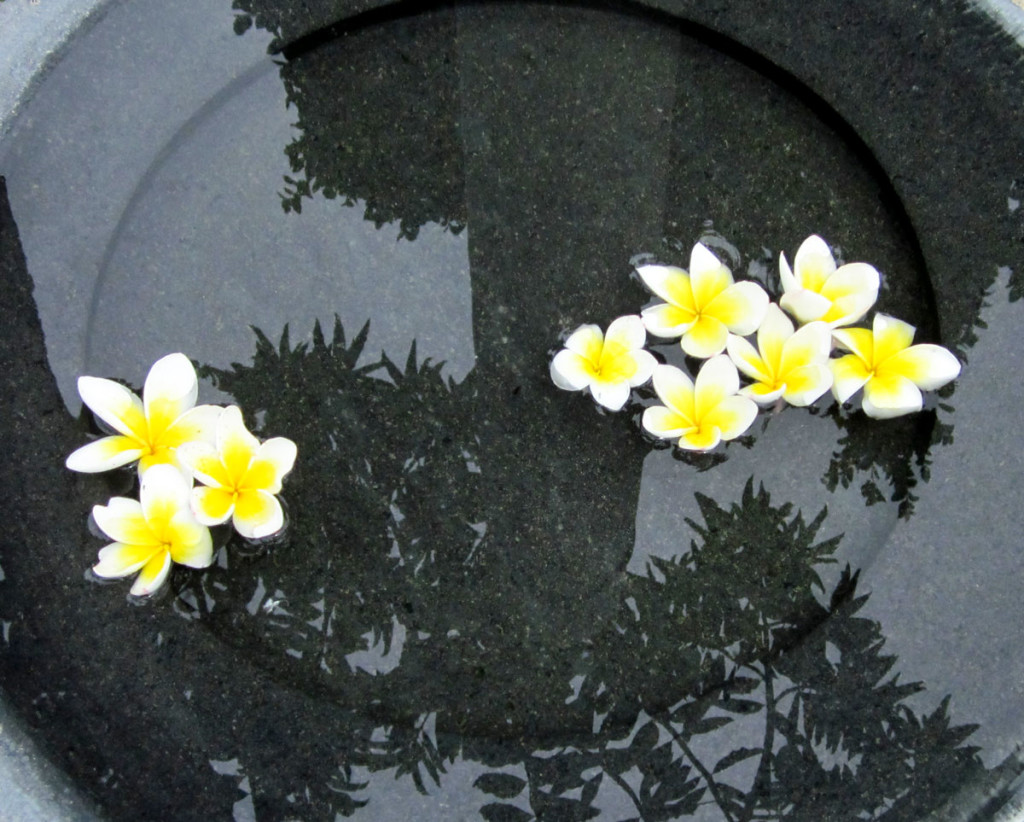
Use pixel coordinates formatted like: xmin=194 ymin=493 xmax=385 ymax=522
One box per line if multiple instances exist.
xmin=779 ymin=252 xmax=799 ymax=294
xmin=604 ymin=315 xmax=646 ymax=351
xmin=641 ymin=303 xmax=694 ymax=338
xmin=216 ymin=405 xmax=261 ymax=456
xmin=626 ymin=349 xmax=658 ymax=387
xmin=884 ymin=344 xmax=961 ymax=390
xmin=780 ymin=364 xmax=834 ymax=406
xmin=780 ymin=290 xmax=832 ymax=324
xmin=94 ymin=542 xmax=159 ymax=578
xmin=651 ymin=364 xmax=695 ymax=419
xmin=642 ymin=405 xmax=692 ymax=439
xmin=66 ymin=437 xmax=145 ymax=473
xmin=830 ymin=355 xmax=872 ymax=403
xmin=129 ymin=551 xmax=173 ymax=597
xmin=695 ymin=354 xmax=740 ymax=398
xmin=77 ymin=376 xmax=146 ymax=439
xmin=143 ymin=353 xmax=198 ymax=422
xmin=564 ymin=324 xmax=604 ymax=359
xmin=590 ymin=380 xmax=631 ymax=411
xmin=793 ymin=234 xmax=837 ymax=290
xmin=233 ymin=490 xmax=285 ymax=539
xmin=140 ymin=463 xmax=193 ymax=523
xmin=247 ymin=437 xmax=298 ymax=493
xmin=551 ymin=350 xmax=592 ymax=391
xmin=726 ymin=334 xmax=771 ymax=384
xmin=636 ymin=264 xmax=689 ymax=306
xmin=862 ymin=375 xmax=923 ymax=419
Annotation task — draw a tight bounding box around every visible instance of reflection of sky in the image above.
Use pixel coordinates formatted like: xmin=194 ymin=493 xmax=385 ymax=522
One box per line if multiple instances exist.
xmin=0 ymin=0 xmax=474 ymax=410
xmin=861 ymin=272 xmax=1024 ymax=767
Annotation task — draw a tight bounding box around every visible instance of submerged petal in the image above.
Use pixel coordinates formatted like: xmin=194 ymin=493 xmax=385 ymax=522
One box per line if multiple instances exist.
xmin=233 ymin=490 xmax=285 ymax=539
xmin=862 ymin=373 xmax=923 ymax=419
xmin=66 ymin=436 xmax=145 ymax=473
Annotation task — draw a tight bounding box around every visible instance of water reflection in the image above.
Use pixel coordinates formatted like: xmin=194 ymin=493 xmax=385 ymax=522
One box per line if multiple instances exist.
xmin=1 ymin=0 xmax=1022 ymax=819
xmin=170 ymin=319 xmax=985 ymax=819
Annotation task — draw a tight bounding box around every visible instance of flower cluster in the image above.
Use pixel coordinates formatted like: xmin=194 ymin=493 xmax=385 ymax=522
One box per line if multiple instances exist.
xmin=66 ymin=353 xmax=297 ymax=597
xmin=550 ymin=236 xmax=961 ymax=450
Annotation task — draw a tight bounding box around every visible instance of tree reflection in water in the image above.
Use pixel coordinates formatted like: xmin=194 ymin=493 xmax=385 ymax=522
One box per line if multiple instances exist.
xmin=172 ymin=320 xmax=985 ymax=820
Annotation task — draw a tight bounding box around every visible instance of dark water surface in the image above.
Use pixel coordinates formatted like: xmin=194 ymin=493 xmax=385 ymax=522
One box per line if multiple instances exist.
xmin=2 ymin=0 xmax=1024 ymax=819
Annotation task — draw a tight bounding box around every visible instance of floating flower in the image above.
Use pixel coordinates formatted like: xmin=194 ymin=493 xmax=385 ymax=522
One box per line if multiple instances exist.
xmin=830 ymin=313 xmax=961 ymax=418
xmin=642 ymin=356 xmax=758 ymax=451
xmin=637 ymin=243 xmax=769 ymax=358
xmin=178 ymin=405 xmax=297 ymax=539
xmin=550 ymin=315 xmax=657 ymax=411
xmin=91 ymin=464 xmax=213 ymax=597
xmin=778 ymin=234 xmax=879 ymax=328
xmin=66 ymin=353 xmax=221 ymax=474
xmin=726 ymin=304 xmax=833 ymax=406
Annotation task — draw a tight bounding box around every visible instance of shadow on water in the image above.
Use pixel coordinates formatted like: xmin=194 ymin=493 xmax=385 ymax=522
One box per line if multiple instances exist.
xmin=2 ymin=0 xmax=1024 ymax=818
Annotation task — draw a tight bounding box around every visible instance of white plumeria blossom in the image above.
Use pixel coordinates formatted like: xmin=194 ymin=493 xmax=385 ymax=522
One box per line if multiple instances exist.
xmin=726 ymin=304 xmax=833 ymax=406
xmin=66 ymin=353 xmax=221 ymax=474
xmin=779 ymin=234 xmax=880 ymax=328
xmin=642 ymin=357 xmax=758 ymax=452
xmin=92 ymin=464 xmax=213 ymax=597
xmin=178 ymin=405 xmax=298 ymax=539
xmin=637 ymin=243 xmax=769 ymax=359
xmin=830 ymin=313 xmax=961 ymax=418
xmin=550 ymin=314 xmax=657 ymax=411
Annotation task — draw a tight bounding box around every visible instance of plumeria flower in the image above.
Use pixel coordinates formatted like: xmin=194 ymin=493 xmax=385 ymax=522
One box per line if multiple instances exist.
xmin=92 ymin=464 xmax=213 ymax=597
xmin=178 ymin=405 xmax=298 ymax=539
xmin=778 ymin=234 xmax=879 ymax=328
xmin=637 ymin=243 xmax=769 ymax=358
xmin=550 ymin=315 xmax=657 ymax=411
xmin=830 ymin=313 xmax=961 ymax=418
xmin=726 ymin=303 xmax=833 ymax=406
xmin=66 ymin=353 xmax=221 ymax=474
xmin=642 ymin=356 xmax=758 ymax=451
